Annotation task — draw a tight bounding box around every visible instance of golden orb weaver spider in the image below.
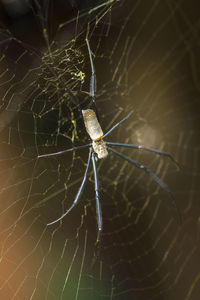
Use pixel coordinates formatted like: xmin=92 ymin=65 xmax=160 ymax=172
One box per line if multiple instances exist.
xmin=38 ymin=39 xmax=181 ymax=243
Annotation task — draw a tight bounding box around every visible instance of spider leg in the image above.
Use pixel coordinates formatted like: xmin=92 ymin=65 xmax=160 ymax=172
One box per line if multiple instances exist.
xmin=47 ymin=148 xmax=92 ymax=226
xmin=38 ymin=144 xmax=92 ymax=158
xmin=86 ymin=39 xmax=96 ymax=105
xmin=91 ymin=152 xmax=103 ymax=243
xmin=106 ymin=142 xmax=180 ymax=169
xmin=85 ymin=38 xmax=100 ymax=120
xmin=103 ymin=110 xmax=134 ymax=139
xmin=107 ymin=146 xmax=182 ymax=224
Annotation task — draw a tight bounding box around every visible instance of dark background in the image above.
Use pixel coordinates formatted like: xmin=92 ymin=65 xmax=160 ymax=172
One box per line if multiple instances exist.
xmin=0 ymin=1 xmax=200 ymax=299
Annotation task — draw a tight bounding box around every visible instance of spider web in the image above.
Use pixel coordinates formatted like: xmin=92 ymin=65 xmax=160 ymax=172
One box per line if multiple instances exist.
xmin=0 ymin=0 xmax=200 ymax=299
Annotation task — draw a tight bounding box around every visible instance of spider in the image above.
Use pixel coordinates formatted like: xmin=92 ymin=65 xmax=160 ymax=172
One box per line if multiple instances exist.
xmin=38 ymin=39 xmax=181 ymax=242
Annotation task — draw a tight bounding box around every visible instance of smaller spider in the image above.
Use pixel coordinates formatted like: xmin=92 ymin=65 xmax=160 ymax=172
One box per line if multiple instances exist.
xmin=38 ymin=39 xmax=181 ymax=243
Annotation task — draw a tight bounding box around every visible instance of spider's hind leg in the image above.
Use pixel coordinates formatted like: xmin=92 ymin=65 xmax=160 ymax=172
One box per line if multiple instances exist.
xmin=103 ymin=110 xmax=134 ymax=139
xmin=86 ymin=38 xmax=100 ymax=120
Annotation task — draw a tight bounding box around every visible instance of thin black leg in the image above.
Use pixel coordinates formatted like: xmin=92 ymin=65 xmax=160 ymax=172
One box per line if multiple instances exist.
xmin=47 ymin=148 xmax=92 ymax=225
xmin=107 ymin=146 xmax=182 ymax=224
xmin=103 ymin=110 xmax=134 ymax=138
xmin=86 ymin=38 xmax=99 ymax=119
xmin=106 ymin=142 xmax=180 ymax=168
xmin=92 ymin=152 xmax=103 ymax=243
xmin=38 ymin=144 xmax=91 ymax=158
xmin=86 ymin=39 xmax=96 ymax=99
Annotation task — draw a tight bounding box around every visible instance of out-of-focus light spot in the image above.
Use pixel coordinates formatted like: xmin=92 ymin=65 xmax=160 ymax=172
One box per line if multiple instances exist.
xmin=133 ymin=124 xmax=161 ymax=148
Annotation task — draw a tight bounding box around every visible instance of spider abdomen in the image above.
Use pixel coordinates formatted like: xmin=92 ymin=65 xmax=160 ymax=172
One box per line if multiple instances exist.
xmin=82 ymin=109 xmax=108 ymax=159
xmin=82 ymin=109 xmax=103 ymax=141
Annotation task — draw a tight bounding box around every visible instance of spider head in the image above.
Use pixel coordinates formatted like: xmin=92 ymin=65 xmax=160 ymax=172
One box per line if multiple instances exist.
xmin=92 ymin=140 xmax=108 ymax=159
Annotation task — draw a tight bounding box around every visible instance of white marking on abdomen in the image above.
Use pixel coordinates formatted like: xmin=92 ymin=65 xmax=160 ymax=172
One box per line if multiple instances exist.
xmin=82 ymin=109 xmax=103 ymax=141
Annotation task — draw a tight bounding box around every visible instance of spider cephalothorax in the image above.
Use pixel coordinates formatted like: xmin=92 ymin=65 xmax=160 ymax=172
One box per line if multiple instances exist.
xmin=92 ymin=139 xmax=108 ymax=159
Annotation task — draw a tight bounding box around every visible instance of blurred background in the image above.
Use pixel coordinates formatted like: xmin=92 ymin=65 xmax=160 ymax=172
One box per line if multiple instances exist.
xmin=0 ymin=1 xmax=200 ymax=299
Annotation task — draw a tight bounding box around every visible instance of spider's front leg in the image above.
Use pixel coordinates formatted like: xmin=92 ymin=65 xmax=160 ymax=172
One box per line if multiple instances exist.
xmin=46 ymin=148 xmax=92 ymax=226
xmin=92 ymin=152 xmax=103 ymax=243
xmin=107 ymin=146 xmax=182 ymax=225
